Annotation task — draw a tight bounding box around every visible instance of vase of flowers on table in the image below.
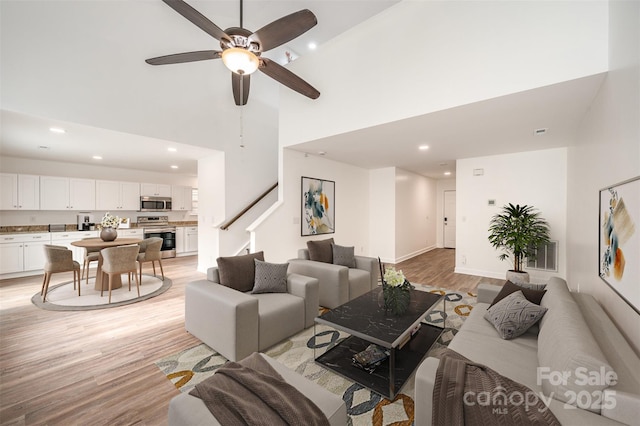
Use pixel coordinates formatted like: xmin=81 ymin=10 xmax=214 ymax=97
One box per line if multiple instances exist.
xmin=99 ymin=212 xmax=120 ymax=242
xmin=380 ymin=266 xmax=412 ymax=315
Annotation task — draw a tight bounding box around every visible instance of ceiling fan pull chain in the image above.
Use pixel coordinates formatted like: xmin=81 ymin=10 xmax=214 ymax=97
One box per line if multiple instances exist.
xmin=239 ymin=76 xmax=245 ymax=148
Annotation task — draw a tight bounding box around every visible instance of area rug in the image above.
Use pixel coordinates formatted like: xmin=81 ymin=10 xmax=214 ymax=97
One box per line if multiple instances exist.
xmin=155 ymin=286 xmax=475 ymax=425
xmin=31 ymin=274 xmax=172 ymax=311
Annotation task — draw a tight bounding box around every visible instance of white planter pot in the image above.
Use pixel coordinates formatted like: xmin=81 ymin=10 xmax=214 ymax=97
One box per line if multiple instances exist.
xmin=506 ymin=270 xmax=530 ymax=284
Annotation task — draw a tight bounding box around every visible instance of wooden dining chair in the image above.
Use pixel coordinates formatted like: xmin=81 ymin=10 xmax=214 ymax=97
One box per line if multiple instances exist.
xmin=137 ymin=237 xmax=164 ymax=283
xmin=100 ymin=244 xmax=140 ymax=303
xmin=41 ymin=244 xmax=81 ymax=302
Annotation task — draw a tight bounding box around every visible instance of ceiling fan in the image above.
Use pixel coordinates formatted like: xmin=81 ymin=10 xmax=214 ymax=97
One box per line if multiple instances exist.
xmin=146 ymin=0 xmax=321 ymax=106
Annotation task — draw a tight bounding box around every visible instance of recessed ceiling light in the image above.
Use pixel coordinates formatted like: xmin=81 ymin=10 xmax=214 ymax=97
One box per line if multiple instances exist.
xmin=168 ymin=147 xmax=177 ymax=152
xmin=419 ymin=145 xmax=429 ymax=151
xmin=317 ymin=151 xmax=326 ymax=156
xmin=38 ymin=145 xmax=50 ymax=150
xmin=308 ymin=42 xmax=317 ymax=50
xmin=49 ymin=127 xmax=66 ymax=134
xmin=93 ymin=155 xmax=102 ymax=160
xmin=444 ymin=171 xmax=451 ymax=176
xmin=170 ymin=165 xmax=178 ymax=169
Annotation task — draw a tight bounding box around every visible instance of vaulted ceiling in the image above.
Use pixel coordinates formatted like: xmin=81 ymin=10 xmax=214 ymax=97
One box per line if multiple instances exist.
xmin=1 ymin=0 xmax=606 ymax=179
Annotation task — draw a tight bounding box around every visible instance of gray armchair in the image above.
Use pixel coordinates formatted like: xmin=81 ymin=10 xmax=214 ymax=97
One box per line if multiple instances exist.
xmin=185 ymin=253 xmax=319 ymax=362
xmin=288 ymin=242 xmax=378 ymax=309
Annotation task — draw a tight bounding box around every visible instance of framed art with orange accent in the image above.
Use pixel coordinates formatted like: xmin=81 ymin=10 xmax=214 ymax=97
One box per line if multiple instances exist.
xmin=599 ymin=176 xmax=639 ymax=314
xmin=301 ymin=176 xmax=335 ymax=236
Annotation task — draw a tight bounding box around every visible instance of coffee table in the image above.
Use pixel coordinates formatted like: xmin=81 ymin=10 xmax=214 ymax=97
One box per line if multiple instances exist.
xmin=314 ymin=286 xmax=444 ymax=399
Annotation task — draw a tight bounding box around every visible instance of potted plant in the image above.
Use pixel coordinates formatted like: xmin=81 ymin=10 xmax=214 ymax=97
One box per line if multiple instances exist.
xmin=488 ymin=203 xmax=550 ymax=283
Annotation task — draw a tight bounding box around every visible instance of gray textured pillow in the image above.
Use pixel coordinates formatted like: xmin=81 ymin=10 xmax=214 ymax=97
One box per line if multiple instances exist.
xmin=307 ymin=238 xmax=334 ymax=263
xmin=484 ymin=290 xmax=547 ymax=340
xmin=217 ymin=251 xmax=265 ymax=292
xmin=332 ymin=243 xmax=356 ymax=268
xmin=252 ymin=259 xmax=289 ymax=294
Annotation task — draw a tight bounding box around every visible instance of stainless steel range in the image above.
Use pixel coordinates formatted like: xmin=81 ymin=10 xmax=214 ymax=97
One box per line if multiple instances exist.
xmin=137 ymin=216 xmax=176 ymax=258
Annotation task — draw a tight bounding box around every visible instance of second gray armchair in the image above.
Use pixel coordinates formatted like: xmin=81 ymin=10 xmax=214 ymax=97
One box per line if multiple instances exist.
xmin=288 ymin=239 xmax=378 ymax=309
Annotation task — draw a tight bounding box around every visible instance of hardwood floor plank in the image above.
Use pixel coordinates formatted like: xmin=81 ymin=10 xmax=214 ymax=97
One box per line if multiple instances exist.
xmin=0 ymin=249 xmax=499 ymax=425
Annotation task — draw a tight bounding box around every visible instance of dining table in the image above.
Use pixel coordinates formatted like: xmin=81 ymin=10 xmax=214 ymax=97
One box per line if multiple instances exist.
xmin=71 ymin=237 xmax=142 ymax=291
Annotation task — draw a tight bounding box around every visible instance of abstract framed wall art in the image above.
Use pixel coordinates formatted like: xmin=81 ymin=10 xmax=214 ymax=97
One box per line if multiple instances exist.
xmin=599 ymin=176 xmax=640 ymax=314
xmin=301 ymin=176 xmax=335 ymax=236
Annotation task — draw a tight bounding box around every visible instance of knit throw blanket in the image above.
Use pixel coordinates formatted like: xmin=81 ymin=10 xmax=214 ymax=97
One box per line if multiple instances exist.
xmin=433 ymin=349 xmax=561 ymax=426
xmin=189 ymin=352 xmax=330 ymax=426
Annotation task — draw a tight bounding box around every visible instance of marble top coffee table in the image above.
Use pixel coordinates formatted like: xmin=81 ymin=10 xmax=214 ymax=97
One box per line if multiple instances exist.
xmin=314 ymin=286 xmax=445 ymax=399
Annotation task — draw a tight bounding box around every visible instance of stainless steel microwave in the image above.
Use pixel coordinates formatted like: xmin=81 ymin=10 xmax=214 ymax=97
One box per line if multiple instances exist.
xmin=140 ymin=196 xmax=172 ymax=212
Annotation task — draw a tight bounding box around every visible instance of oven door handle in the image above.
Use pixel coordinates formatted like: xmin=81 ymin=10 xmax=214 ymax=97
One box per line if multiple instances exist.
xmin=143 ymin=228 xmax=176 ymax=233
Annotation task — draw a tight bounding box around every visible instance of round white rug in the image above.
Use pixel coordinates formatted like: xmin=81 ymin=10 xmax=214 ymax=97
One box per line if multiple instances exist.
xmin=31 ymin=274 xmax=172 ymax=311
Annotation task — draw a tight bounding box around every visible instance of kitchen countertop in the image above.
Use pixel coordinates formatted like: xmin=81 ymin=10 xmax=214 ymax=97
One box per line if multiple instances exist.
xmin=0 ymin=221 xmax=198 ymax=235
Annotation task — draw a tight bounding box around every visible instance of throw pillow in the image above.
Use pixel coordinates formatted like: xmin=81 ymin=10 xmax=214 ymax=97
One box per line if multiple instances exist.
xmin=217 ymin=251 xmax=265 ymax=292
xmin=307 ymin=238 xmax=334 ymax=263
xmin=332 ymin=243 xmax=356 ymax=268
xmin=252 ymin=259 xmax=289 ymax=294
xmin=489 ymin=280 xmax=546 ymax=308
xmin=484 ymin=290 xmax=548 ymax=340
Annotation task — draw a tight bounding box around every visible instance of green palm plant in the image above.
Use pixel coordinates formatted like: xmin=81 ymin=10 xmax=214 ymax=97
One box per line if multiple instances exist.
xmin=488 ymin=203 xmax=550 ymax=272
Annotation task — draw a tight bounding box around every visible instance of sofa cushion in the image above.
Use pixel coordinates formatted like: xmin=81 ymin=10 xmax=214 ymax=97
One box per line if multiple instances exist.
xmin=256 ymin=293 xmax=304 ymax=350
xmin=307 ymin=238 xmax=334 ymax=263
xmin=489 ymin=280 xmax=546 ymax=308
xmin=484 ymin=290 xmax=547 ymax=340
xmin=217 ymin=251 xmax=265 ymax=292
xmin=538 ymin=278 xmax=615 ymax=413
xmin=331 ymin=243 xmax=356 ymax=268
xmin=252 ymin=259 xmax=289 ymax=294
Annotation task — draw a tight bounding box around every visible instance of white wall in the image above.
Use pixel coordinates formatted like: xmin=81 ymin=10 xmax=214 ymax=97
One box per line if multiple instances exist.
xmin=567 ymin=0 xmax=640 ymax=354
xmin=279 ymin=0 xmax=608 ymax=147
xmin=395 ymin=169 xmax=437 ymax=262
xmin=456 ymin=148 xmax=568 ymax=282
xmin=0 ymin=156 xmax=197 ymax=226
xmin=369 ymin=168 xmax=396 ymax=263
xmin=197 ymin=152 xmax=226 ymax=272
xmin=252 ymin=148 xmax=369 ymax=263
xmin=436 ymin=179 xmax=457 ymax=248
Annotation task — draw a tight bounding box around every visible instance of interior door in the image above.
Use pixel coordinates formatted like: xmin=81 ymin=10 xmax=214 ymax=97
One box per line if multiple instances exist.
xmin=443 ymin=190 xmax=456 ymax=248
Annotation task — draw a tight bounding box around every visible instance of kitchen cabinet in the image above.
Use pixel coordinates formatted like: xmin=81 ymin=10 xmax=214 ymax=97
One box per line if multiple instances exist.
xmin=185 ymin=226 xmax=198 ymax=252
xmin=176 ymin=226 xmax=198 ymax=255
xmin=171 ymin=186 xmax=192 ymax=211
xmin=0 ymin=173 xmax=40 ymax=210
xmin=40 ymin=176 xmax=95 ymax=211
xmin=50 ymin=231 xmax=98 ymax=263
xmin=140 ymin=183 xmax=171 ymax=197
xmin=96 ymin=180 xmax=140 ymax=211
xmin=0 ymin=233 xmax=50 ymax=275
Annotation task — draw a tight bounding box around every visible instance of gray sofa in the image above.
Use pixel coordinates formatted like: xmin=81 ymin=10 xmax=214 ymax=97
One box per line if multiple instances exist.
xmin=415 ymin=277 xmax=640 ymax=425
xmin=288 ymin=248 xmax=377 ymax=309
xmin=168 ymin=353 xmax=347 ymax=425
xmin=185 ymin=267 xmax=319 ymax=362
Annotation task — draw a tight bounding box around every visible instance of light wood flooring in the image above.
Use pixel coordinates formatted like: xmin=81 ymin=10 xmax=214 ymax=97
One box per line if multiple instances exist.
xmin=0 ymin=249 xmax=501 ymax=425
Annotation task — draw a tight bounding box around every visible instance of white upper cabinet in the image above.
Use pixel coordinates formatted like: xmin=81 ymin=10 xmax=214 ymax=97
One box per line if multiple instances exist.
xmin=140 ymin=183 xmax=171 ymax=197
xmin=40 ymin=176 xmax=95 ymax=210
xmin=1 ymin=173 xmax=40 ymax=210
xmin=96 ymin=180 xmax=140 ymax=211
xmin=171 ymin=185 xmax=192 ymax=211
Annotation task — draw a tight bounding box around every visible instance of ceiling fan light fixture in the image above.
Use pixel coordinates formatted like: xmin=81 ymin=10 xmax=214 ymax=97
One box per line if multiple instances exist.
xmin=222 ymin=48 xmax=259 ymax=75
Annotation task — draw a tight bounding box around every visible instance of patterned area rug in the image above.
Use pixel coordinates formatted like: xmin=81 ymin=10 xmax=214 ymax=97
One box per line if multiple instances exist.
xmin=155 ymin=285 xmax=476 ymax=425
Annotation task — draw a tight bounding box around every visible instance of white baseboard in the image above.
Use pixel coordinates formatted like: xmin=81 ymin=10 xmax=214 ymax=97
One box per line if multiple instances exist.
xmin=379 ymin=245 xmax=437 ymax=264
xmin=454 ymin=267 xmax=504 ymax=280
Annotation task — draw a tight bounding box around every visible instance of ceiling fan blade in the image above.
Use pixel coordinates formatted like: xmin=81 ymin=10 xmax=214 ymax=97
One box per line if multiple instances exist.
xmin=249 ymin=9 xmax=317 ymax=52
xmin=232 ymin=73 xmax=251 ymax=106
xmin=259 ymin=58 xmax=320 ymax=100
xmin=162 ymin=0 xmax=230 ymax=43
xmin=145 ymin=50 xmax=222 ymax=65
